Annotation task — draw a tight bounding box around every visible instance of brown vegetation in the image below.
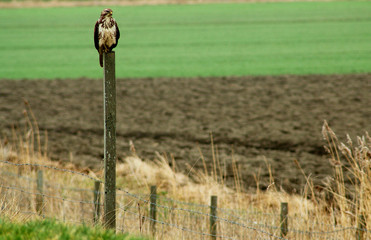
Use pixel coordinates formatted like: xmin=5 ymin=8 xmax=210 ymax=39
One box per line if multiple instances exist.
xmin=0 ymin=105 xmax=370 ymax=239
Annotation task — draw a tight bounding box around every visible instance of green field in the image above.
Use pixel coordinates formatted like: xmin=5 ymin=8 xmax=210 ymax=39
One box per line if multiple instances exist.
xmin=0 ymin=1 xmax=370 ymax=79
xmin=0 ymin=218 xmax=147 ymax=240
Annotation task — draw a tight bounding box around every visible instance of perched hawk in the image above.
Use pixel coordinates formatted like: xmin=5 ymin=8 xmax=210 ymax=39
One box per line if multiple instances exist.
xmin=94 ymin=8 xmax=120 ymax=67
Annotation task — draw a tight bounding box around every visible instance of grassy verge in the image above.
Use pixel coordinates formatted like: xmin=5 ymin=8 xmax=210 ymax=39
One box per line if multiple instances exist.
xmin=0 ymin=1 xmax=370 ymax=79
xmin=0 ymin=218 xmax=147 ymax=240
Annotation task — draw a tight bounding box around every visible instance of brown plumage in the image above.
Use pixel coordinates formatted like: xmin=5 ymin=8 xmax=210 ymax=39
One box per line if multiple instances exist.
xmin=94 ymin=8 xmax=120 ymax=67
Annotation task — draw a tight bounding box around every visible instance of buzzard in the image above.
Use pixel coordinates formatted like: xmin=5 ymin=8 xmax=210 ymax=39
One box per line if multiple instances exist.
xmin=94 ymin=8 xmax=120 ymax=67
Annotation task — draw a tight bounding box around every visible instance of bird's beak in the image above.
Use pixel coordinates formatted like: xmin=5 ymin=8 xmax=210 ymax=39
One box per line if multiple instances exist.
xmin=110 ymin=11 xmax=113 ymax=14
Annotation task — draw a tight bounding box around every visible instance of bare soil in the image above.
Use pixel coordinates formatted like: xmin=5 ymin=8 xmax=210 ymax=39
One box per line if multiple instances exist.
xmin=0 ymin=74 xmax=370 ymax=192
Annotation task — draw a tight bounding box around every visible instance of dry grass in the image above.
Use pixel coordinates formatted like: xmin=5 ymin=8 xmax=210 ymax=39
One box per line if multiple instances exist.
xmin=0 ymin=106 xmax=370 ymax=239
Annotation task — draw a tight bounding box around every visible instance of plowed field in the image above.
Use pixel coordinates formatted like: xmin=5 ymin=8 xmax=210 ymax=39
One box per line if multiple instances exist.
xmin=1 ymin=74 xmax=370 ymax=192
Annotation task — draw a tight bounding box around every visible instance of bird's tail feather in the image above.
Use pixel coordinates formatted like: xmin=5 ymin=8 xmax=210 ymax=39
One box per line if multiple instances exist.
xmin=99 ymin=54 xmax=103 ymax=67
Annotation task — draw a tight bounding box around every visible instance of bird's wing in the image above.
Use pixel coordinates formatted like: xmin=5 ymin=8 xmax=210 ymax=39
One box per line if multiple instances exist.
xmin=110 ymin=21 xmax=120 ymax=49
xmin=115 ymin=21 xmax=120 ymax=41
xmin=94 ymin=20 xmax=100 ymax=51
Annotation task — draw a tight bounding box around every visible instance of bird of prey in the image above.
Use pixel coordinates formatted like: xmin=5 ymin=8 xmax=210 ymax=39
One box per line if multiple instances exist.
xmin=94 ymin=8 xmax=120 ymax=67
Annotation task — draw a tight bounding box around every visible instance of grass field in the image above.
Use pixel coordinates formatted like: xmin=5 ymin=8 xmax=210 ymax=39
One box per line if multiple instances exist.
xmin=0 ymin=219 xmax=147 ymax=240
xmin=0 ymin=1 xmax=370 ymax=79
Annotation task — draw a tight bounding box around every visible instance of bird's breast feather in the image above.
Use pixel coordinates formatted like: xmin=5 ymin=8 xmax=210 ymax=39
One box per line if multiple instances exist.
xmin=98 ymin=24 xmax=117 ymax=47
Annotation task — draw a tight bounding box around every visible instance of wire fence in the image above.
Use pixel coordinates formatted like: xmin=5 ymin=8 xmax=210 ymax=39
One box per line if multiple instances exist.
xmin=0 ymin=159 xmax=369 ymax=240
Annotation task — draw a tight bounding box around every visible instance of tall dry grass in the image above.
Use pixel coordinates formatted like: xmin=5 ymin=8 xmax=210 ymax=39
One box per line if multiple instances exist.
xmin=321 ymin=120 xmax=370 ymax=230
xmin=0 ymin=106 xmax=369 ymax=239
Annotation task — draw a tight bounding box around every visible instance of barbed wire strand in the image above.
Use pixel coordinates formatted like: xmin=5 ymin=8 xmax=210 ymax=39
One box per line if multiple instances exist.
xmin=0 ymin=160 xmax=102 ymax=183
xmin=0 ymin=185 xmax=96 ymax=205
xmin=149 ymin=193 xmax=281 ymax=219
xmin=0 ymin=170 xmax=35 ymax=181
xmin=1 ymin=162 xmax=370 ymax=237
xmin=120 ymin=206 xmax=238 ymax=240
xmin=1 ymin=169 xmax=97 ymax=193
xmin=1 ymin=168 xmax=349 ymax=234
xmin=117 ymin=188 xmax=287 ymax=240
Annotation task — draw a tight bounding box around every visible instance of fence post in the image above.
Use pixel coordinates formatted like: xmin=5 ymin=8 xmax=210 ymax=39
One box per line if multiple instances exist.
xmin=103 ymin=51 xmax=116 ymax=229
xmin=94 ymin=181 xmax=101 ymax=224
xmin=150 ymin=185 xmax=157 ymax=236
xmin=210 ymin=195 xmax=217 ymax=240
xmin=280 ymin=202 xmax=288 ymax=237
xmin=36 ymin=170 xmax=43 ymax=215
xmin=81 ymin=201 xmax=85 ymax=224
xmin=356 ymin=214 xmax=366 ymax=240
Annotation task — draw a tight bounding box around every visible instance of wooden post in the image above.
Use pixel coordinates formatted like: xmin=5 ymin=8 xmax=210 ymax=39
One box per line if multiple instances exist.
xmin=103 ymin=51 xmax=116 ymax=230
xmin=36 ymin=170 xmax=43 ymax=215
xmin=150 ymin=185 xmax=157 ymax=236
xmin=81 ymin=201 xmax=85 ymax=224
xmin=62 ymin=199 xmax=65 ymax=222
xmin=356 ymin=214 xmax=366 ymax=240
xmin=94 ymin=181 xmax=101 ymax=224
xmin=280 ymin=202 xmax=288 ymax=237
xmin=210 ymin=195 xmax=217 ymax=240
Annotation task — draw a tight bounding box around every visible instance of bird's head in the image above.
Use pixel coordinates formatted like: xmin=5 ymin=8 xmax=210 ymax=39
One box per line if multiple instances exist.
xmin=101 ymin=8 xmax=113 ymax=18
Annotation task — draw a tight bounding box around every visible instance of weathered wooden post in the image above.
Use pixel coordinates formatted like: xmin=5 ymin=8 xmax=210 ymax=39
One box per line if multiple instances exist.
xmin=150 ymin=185 xmax=157 ymax=236
xmin=280 ymin=202 xmax=288 ymax=237
xmin=103 ymin=52 xmax=116 ymax=230
xmin=210 ymin=195 xmax=217 ymax=240
xmin=80 ymin=201 xmax=85 ymax=224
xmin=94 ymin=180 xmax=101 ymax=224
xmin=36 ymin=170 xmax=43 ymax=215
